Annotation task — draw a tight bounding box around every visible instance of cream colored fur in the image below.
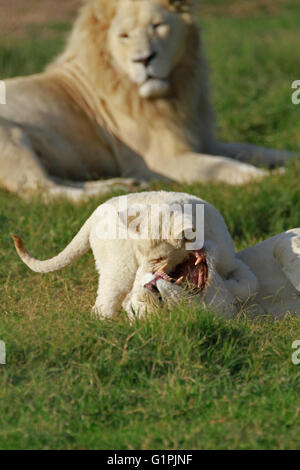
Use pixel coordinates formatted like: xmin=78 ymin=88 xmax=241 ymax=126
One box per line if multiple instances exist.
xmin=0 ymin=0 xmax=295 ymax=201
xmin=12 ymin=190 xmax=256 ymax=318
xmin=12 ymin=191 xmax=299 ymax=318
xmin=236 ymin=229 xmax=300 ymax=317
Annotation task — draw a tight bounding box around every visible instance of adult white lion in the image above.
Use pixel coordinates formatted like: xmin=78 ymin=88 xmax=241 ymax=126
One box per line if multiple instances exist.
xmin=0 ymin=0 xmax=294 ymax=200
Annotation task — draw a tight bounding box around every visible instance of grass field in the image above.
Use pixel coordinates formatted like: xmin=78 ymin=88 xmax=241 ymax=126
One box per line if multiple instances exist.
xmin=0 ymin=0 xmax=300 ymax=450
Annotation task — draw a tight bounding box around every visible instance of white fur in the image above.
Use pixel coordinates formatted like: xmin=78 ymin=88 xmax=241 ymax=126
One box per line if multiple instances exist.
xmin=13 ymin=191 xmax=253 ymax=319
xmin=237 ymin=229 xmax=300 ymax=317
xmin=139 ymin=79 xmax=170 ymax=98
xmin=13 ymin=191 xmax=299 ymax=319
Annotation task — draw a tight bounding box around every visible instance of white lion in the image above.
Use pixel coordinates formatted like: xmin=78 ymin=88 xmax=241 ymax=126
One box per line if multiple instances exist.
xmin=0 ymin=0 xmax=295 ymax=201
xmin=12 ymin=191 xmax=300 ymax=318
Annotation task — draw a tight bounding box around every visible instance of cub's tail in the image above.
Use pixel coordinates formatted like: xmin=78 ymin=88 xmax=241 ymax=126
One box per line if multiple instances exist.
xmin=11 ymin=217 xmax=92 ymax=273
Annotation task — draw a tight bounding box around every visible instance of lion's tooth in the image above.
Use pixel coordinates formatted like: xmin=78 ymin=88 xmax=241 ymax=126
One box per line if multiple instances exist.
xmin=158 ymin=263 xmax=168 ymax=273
xmin=198 ymin=270 xmax=203 ymax=288
xmin=195 ymin=257 xmax=202 ymax=266
xmin=175 ymin=276 xmax=184 ymax=285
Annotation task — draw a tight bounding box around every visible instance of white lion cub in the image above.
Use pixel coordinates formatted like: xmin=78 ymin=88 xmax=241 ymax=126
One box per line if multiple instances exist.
xmin=12 ymin=191 xmax=257 ymax=319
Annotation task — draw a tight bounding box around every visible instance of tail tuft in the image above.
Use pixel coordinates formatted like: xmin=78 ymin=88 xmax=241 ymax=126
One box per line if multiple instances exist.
xmin=11 ymin=234 xmax=26 ymax=256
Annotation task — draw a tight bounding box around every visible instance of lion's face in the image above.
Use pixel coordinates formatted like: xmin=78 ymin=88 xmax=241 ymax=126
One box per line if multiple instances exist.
xmin=108 ymin=0 xmax=189 ymax=98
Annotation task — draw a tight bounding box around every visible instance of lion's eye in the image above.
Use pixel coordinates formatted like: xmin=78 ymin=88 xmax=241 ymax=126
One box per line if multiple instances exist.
xmin=152 ymin=23 xmax=170 ymax=37
xmin=119 ymin=32 xmax=129 ymax=39
xmin=152 ymin=23 xmax=164 ymax=29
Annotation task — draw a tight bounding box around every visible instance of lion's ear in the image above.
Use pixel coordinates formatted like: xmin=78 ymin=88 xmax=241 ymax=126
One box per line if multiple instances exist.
xmin=167 ymin=0 xmax=198 ymax=13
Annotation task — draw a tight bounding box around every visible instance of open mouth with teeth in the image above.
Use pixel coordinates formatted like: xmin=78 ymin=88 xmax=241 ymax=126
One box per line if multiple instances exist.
xmin=144 ymin=249 xmax=208 ymax=295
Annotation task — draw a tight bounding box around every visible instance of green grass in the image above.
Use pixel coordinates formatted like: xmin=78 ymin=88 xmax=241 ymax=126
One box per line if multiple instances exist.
xmin=1 ymin=1 xmax=300 ymax=450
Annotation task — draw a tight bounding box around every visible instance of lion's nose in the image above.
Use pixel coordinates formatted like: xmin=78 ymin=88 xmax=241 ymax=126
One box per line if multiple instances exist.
xmin=133 ymin=51 xmax=157 ymax=67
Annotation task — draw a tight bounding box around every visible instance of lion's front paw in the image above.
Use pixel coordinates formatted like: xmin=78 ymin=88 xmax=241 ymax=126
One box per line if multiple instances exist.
xmin=214 ymin=162 xmax=268 ymax=185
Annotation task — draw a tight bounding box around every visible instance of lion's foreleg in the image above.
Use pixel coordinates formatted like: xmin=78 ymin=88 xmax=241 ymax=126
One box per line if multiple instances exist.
xmin=157 ymin=153 xmax=268 ymax=185
xmin=214 ymin=141 xmax=295 ymax=168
